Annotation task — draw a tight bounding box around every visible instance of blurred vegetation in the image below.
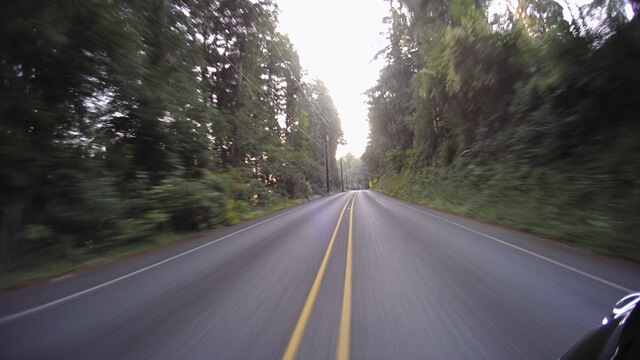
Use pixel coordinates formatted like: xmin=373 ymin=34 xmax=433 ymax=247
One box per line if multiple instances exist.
xmin=364 ymin=0 xmax=640 ymax=262
xmin=0 ymin=0 xmax=344 ymax=279
xmin=339 ymin=152 xmax=370 ymax=190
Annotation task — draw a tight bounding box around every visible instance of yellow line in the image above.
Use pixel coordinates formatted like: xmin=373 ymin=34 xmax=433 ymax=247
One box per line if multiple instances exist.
xmin=337 ymin=193 xmax=355 ymax=360
xmin=282 ymin=193 xmax=355 ymax=360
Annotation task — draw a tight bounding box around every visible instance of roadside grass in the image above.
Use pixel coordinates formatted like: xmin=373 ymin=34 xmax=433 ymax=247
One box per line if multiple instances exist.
xmin=375 ymin=164 xmax=640 ymax=264
xmin=0 ymin=198 xmax=306 ymax=291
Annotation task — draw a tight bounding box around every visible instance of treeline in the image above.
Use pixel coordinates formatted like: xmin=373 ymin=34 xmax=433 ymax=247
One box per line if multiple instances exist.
xmin=0 ymin=0 xmax=343 ymax=269
xmin=364 ymin=0 xmax=640 ymax=261
xmin=341 ymin=153 xmax=370 ymax=190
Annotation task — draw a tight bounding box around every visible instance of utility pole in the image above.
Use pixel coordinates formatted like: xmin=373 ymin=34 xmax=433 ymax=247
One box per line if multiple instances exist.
xmin=340 ymin=157 xmax=344 ymax=192
xmin=324 ymin=134 xmax=330 ymax=194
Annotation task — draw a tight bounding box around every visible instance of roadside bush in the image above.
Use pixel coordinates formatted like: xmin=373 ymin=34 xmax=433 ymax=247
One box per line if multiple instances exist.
xmin=377 ymin=163 xmax=640 ymax=263
xmin=224 ymin=199 xmax=252 ymax=224
xmin=151 ymin=176 xmax=227 ymax=231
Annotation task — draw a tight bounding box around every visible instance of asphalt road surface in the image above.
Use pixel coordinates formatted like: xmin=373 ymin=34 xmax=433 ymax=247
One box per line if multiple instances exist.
xmin=1 ymin=191 xmax=639 ymax=359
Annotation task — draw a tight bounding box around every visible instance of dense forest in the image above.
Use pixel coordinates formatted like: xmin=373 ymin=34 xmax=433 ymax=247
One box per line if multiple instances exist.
xmin=364 ymin=0 xmax=640 ymax=261
xmin=0 ymin=0 xmax=344 ymax=272
xmin=341 ymin=152 xmax=370 ymax=190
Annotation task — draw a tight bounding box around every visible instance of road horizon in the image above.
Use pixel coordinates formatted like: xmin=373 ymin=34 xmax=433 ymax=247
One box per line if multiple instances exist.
xmin=1 ymin=191 xmax=639 ymax=359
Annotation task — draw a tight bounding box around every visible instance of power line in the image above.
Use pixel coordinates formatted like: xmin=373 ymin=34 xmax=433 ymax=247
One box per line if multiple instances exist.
xmin=249 ymin=6 xmax=335 ymax=131
xmin=220 ymin=52 xmax=325 ymax=150
xmin=216 ymin=55 xmax=322 ymax=178
xmin=199 ymin=4 xmax=335 ymax=192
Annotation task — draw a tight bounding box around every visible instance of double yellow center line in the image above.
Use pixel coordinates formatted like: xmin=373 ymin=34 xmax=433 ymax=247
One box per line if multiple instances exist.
xmin=282 ymin=193 xmax=356 ymax=360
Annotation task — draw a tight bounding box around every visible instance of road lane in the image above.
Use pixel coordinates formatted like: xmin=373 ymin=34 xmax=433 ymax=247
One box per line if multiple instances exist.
xmin=1 ymin=190 xmax=639 ymax=360
xmin=337 ymin=192 xmax=355 ymax=360
xmin=0 ymin=193 xmax=352 ymax=359
xmin=283 ymin=193 xmax=354 ymax=360
xmin=350 ymin=191 xmax=640 ymax=359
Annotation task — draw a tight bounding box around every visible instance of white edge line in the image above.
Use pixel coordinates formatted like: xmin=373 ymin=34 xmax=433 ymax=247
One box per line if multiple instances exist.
xmin=376 ymin=193 xmax=633 ymax=294
xmin=373 ymin=197 xmax=388 ymax=208
xmin=0 ymin=195 xmax=338 ymax=324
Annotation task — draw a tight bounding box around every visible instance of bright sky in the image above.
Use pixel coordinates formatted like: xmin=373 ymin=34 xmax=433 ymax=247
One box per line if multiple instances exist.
xmin=275 ymin=0 xmax=389 ymax=158
xmin=275 ymin=0 xmax=632 ymax=159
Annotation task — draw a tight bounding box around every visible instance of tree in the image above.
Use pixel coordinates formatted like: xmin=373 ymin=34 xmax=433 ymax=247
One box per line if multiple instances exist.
xmin=340 ymin=153 xmax=369 ymax=190
xmin=0 ymin=0 xmax=343 ymax=268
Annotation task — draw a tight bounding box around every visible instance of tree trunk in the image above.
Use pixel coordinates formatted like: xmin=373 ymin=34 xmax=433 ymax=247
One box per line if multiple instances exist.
xmin=0 ymin=204 xmax=24 ymax=269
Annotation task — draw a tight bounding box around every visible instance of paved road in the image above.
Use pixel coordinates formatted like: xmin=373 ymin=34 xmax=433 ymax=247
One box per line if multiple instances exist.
xmin=1 ymin=191 xmax=639 ymax=359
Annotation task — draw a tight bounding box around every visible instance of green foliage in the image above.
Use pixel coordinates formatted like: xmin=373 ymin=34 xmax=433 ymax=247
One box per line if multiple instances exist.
xmin=151 ymin=176 xmax=227 ymax=231
xmin=340 ymin=153 xmax=370 ymax=190
xmin=225 ymin=200 xmax=252 ymax=225
xmin=364 ymin=0 xmax=639 ymax=261
xmin=377 ymin=162 xmax=640 ymax=263
xmin=0 ymin=0 xmax=343 ymax=270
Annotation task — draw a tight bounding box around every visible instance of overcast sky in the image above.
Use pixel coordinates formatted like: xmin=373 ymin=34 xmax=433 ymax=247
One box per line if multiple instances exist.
xmin=275 ymin=0 xmax=389 ymax=158
xmin=274 ymin=0 xmax=625 ymax=158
